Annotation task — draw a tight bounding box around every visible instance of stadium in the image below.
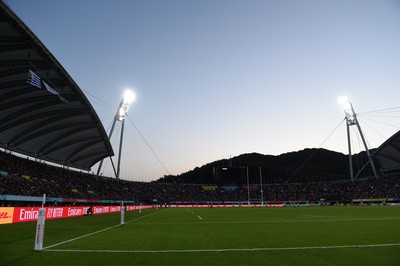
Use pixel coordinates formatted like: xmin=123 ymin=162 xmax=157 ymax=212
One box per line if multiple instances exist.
xmin=1 ymin=2 xmax=399 ymax=266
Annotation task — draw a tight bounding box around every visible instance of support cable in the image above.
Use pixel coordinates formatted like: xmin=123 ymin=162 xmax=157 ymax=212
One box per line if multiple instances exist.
xmin=285 ymin=118 xmax=345 ymax=183
xmin=126 ymin=115 xmax=174 ymax=182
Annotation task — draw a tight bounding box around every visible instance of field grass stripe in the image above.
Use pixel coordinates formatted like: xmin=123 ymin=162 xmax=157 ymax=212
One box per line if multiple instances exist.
xmin=43 ymin=243 xmax=400 ymax=253
xmin=42 ymin=209 xmax=163 ymax=250
xmin=130 ymin=217 xmax=400 ymax=225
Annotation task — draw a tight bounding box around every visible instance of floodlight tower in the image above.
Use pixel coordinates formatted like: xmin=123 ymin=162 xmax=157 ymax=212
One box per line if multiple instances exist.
xmin=97 ymin=90 xmax=135 ymax=179
xmin=338 ymin=97 xmax=378 ymax=181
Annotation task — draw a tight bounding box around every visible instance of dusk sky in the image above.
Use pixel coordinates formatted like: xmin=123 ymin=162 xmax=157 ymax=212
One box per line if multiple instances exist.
xmin=6 ymin=0 xmax=400 ymax=181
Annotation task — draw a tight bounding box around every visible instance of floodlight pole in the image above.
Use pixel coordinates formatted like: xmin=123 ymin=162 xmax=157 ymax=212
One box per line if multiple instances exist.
xmin=97 ymin=91 xmax=134 ymax=179
xmin=346 ymin=123 xmax=354 ymax=181
xmin=116 ymin=118 xmax=125 ymax=179
xmin=96 ymin=112 xmax=119 ymax=177
xmin=340 ymin=98 xmax=378 ymax=181
xmin=355 ymin=119 xmax=378 ymax=179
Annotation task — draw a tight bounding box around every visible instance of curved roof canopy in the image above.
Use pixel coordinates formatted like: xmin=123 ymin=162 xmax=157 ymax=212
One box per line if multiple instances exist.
xmin=372 ymin=130 xmax=400 ymax=172
xmin=0 ymin=2 xmax=114 ymax=171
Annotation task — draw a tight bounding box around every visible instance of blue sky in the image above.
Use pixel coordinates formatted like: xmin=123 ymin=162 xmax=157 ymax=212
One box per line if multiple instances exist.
xmin=6 ymin=0 xmax=400 ymax=181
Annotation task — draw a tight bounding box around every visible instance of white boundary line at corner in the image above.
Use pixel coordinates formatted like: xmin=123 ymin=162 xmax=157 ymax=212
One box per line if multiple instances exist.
xmin=42 ymin=243 xmax=400 ymax=253
xmin=42 ymin=209 xmax=164 ymax=250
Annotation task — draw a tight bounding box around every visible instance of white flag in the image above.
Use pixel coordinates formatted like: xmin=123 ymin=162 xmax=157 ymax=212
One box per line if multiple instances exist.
xmin=43 ymin=81 xmax=59 ymax=95
xmin=43 ymin=81 xmax=68 ymax=103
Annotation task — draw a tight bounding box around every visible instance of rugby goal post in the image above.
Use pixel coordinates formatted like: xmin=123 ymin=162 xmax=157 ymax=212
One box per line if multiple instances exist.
xmin=34 ymin=194 xmax=46 ymax=251
xmin=121 ymin=201 xmax=125 ymax=225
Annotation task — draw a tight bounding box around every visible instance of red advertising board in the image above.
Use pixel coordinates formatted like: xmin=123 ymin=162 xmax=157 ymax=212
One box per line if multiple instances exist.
xmin=12 ymin=206 xmax=116 ymax=223
xmin=0 ymin=205 xmax=153 ymax=224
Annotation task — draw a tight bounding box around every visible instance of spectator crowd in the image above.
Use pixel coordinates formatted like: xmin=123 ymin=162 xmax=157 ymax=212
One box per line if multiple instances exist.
xmin=1 ymin=151 xmax=399 ymax=206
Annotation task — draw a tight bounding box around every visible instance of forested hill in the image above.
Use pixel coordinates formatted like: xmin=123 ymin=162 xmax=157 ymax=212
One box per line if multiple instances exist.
xmin=156 ymin=148 xmax=374 ymax=184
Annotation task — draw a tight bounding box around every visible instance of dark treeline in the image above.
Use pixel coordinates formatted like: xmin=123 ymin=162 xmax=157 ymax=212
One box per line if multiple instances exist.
xmin=157 ymin=148 xmax=375 ymax=184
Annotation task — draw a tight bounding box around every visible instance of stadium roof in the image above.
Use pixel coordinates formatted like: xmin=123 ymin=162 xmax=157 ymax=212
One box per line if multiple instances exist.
xmin=372 ymin=130 xmax=400 ymax=173
xmin=0 ymin=2 xmax=114 ymax=171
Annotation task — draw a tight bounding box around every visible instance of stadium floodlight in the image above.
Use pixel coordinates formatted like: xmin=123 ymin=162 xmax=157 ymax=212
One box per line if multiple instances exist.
xmin=338 ymin=96 xmax=356 ymax=125
xmin=118 ymin=90 xmax=135 ymax=121
xmin=123 ymin=89 xmax=135 ymax=105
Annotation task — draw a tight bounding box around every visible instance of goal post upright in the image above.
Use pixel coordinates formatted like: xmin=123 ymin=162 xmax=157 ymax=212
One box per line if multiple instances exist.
xmin=259 ymin=166 xmax=264 ymax=207
xmin=121 ymin=201 xmax=125 ymax=225
xmin=34 ymin=194 xmax=46 ymax=251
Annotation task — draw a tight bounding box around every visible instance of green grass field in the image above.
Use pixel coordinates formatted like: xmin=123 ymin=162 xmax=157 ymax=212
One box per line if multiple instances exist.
xmin=1 ymin=206 xmax=399 ymax=266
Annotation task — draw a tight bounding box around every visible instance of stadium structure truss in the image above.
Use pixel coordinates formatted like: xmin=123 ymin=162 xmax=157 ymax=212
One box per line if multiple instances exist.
xmin=0 ymin=2 xmax=114 ymax=170
xmin=372 ymin=130 xmax=400 ymax=173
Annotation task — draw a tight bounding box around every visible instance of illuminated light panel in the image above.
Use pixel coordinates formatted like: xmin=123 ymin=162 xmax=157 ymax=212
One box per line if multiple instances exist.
xmin=338 ymin=96 xmax=356 ymax=125
xmin=117 ymin=89 xmax=135 ymax=121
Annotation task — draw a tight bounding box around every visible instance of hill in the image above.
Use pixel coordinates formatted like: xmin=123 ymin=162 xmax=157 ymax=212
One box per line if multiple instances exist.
xmin=156 ymin=148 xmax=374 ymax=184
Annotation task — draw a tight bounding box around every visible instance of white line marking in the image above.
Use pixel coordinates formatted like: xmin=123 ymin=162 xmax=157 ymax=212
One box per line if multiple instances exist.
xmin=43 ymin=243 xmax=400 ymax=253
xmin=42 ymin=209 xmax=163 ymax=250
xmin=185 ymin=208 xmax=203 ymax=220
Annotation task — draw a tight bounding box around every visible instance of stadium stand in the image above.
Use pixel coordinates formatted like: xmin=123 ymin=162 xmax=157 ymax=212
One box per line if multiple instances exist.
xmin=1 ymin=150 xmax=399 ymax=207
xmin=0 ymin=2 xmax=114 ymax=171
